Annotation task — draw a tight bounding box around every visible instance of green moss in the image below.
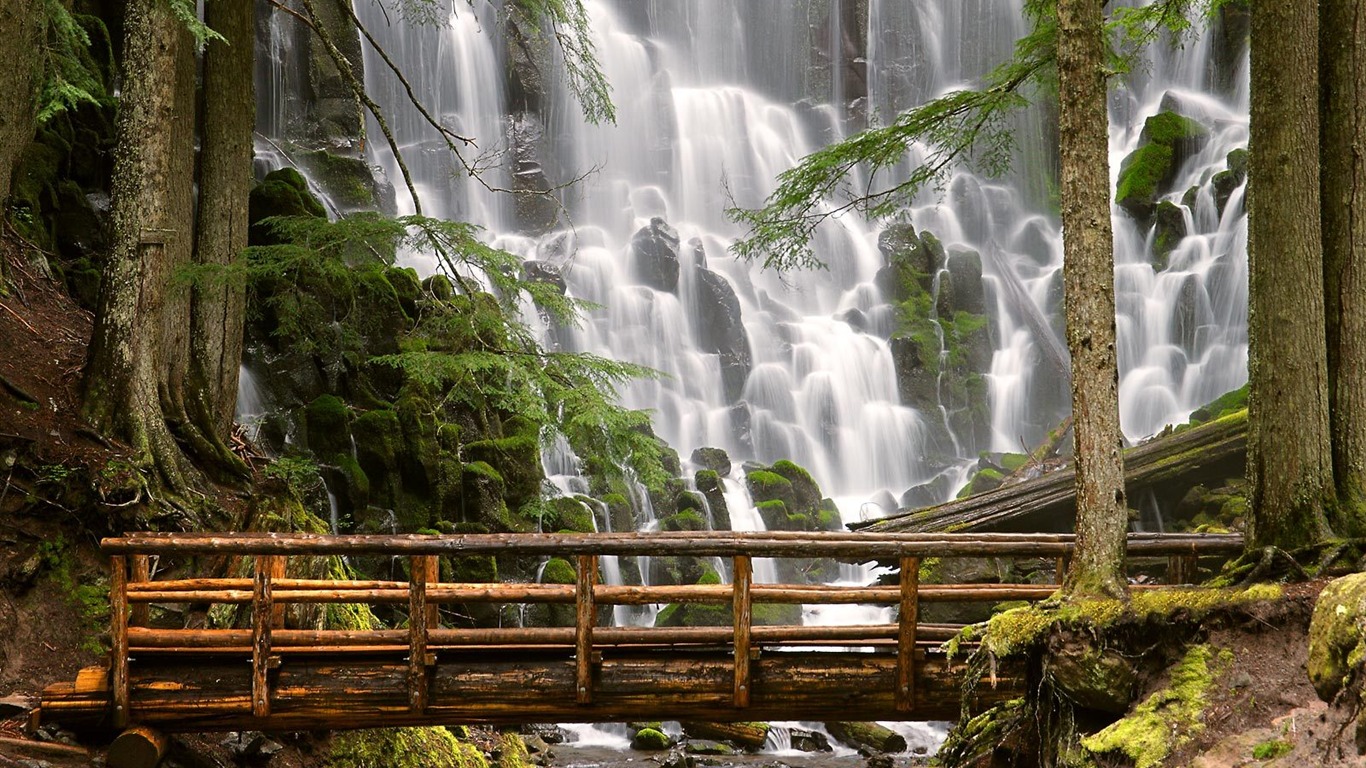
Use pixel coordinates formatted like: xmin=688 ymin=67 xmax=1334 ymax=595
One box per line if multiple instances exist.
xmin=999 ymin=453 xmax=1028 ymax=472
xmin=697 ymin=566 xmax=722 ymax=585
xmin=329 ymin=728 xmax=487 ymax=768
xmin=1080 ymin=645 xmax=1225 ymax=768
xmin=299 ymin=149 xmax=377 ymax=208
xmin=464 ymin=435 xmax=543 ymax=507
xmin=747 ymin=470 xmax=792 ymax=502
xmin=631 ymin=728 xmax=671 ymax=750
xmin=1308 ymin=572 xmax=1366 ymax=701
xmin=304 ymin=395 xmax=351 ymax=460
xmin=1252 ymin=739 xmax=1292 ymax=760
xmin=540 ymin=557 xmax=577 ymax=584
xmin=771 ymin=460 xmax=814 ymax=487
xmin=956 ymin=467 xmax=1005 ymax=499
xmin=1117 ymin=143 xmax=1175 ymax=212
xmin=660 ymin=509 xmax=707 ymax=532
xmin=1188 ymin=384 xmax=1249 ymax=425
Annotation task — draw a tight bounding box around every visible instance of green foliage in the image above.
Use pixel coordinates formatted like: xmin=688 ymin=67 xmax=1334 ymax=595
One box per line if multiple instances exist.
xmin=509 ymin=0 xmax=614 ymax=123
xmin=728 ymin=0 xmax=1227 ymax=271
xmin=247 ymin=212 xmax=668 ymax=491
xmin=35 ymin=2 xmax=108 ymax=124
xmin=262 ymin=456 xmax=324 ymax=497
xmin=166 ymin=0 xmax=226 ymax=49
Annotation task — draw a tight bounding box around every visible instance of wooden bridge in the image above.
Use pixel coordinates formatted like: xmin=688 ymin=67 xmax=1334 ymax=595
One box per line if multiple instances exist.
xmin=38 ymin=531 xmax=1242 ymax=738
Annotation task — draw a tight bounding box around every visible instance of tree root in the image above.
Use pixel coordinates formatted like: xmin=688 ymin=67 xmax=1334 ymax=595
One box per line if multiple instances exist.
xmin=0 ymin=373 xmax=39 ymax=405
xmin=1229 ymin=546 xmax=1310 ymax=587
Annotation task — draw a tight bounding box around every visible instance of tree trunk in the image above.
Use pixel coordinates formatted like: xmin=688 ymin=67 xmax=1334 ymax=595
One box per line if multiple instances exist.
xmin=187 ymin=0 xmax=255 ymax=476
xmin=1055 ymin=0 xmax=1127 ymax=599
xmin=1321 ymin=0 xmax=1366 ymax=529
xmin=1247 ymin=0 xmax=1335 ymax=549
xmin=83 ymin=0 xmax=197 ymax=490
xmin=0 ymin=0 xmax=41 ymax=209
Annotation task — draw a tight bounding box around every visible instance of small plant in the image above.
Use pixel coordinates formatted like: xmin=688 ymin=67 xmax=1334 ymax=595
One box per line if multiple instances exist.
xmin=1252 ymin=739 xmax=1292 ymax=760
xmin=35 ymin=463 xmax=73 ymax=484
xmin=263 ymin=456 xmax=323 ymax=496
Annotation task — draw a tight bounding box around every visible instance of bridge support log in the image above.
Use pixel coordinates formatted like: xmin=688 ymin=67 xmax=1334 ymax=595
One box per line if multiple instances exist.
xmin=681 ymin=721 xmax=769 ymax=749
xmin=107 ymin=726 xmax=168 ymax=768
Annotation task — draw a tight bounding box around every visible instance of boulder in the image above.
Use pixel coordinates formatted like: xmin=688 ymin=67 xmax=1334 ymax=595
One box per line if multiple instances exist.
xmin=1309 ymin=572 xmax=1366 ymax=702
xmin=691 ymin=447 xmax=731 ymax=476
xmin=631 ymin=728 xmax=672 ymax=751
xmin=695 ymin=267 xmax=752 ymax=402
xmin=630 ymin=217 xmax=681 ymax=292
xmin=1045 ymin=640 xmax=1139 ymax=714
xmin=946 ymin=248 xmax=985 ymax=315
xmin=1116 ymin=111 xmax=1210 ymax=220
xmin=1151 ymin=200 xmax=1187 ymax=271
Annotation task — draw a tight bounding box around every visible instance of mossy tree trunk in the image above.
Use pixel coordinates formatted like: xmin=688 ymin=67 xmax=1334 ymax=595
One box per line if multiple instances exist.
xmin=0 ymin=0 xmax=42 ymax=225
xmin=187 ymin=0 xmax=254 ymax=476
xmin=1056 ymin=0 xmax=1127 ymax=599
xmin=1246 ymin=0 xmax=1336 ymax=549
xmin=1320 ymin=0 xmax=1366 ymax=531
xmin=84 ymin=0 xmax=198 ymax=490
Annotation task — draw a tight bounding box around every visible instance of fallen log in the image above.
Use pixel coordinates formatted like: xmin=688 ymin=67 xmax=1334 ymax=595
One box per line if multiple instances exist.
xmin=858 ymin=410 xmax=1246 ymax=534
xmin=107 ymin=726 xmax=169 ymax=768
xmin=824 ymin=721 xmax=908 ymax=753
xmin=680 ymin=721 xmax=770 ymax=749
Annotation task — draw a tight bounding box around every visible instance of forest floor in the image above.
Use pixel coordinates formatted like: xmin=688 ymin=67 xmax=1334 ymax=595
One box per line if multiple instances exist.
xmin=0 ymin=233 xmax=1362 ymax=767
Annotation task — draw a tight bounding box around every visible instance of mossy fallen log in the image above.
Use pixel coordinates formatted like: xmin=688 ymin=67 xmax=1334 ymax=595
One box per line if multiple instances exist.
xmin=857 ymin=410 xmax=1246 ymax=534
xmin=823 ymin=721 xmax=907 ymax=753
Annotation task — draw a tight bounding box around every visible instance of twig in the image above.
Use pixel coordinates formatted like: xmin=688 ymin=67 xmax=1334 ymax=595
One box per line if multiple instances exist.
xmin=0 ymin=301 xmax=38 ymax=335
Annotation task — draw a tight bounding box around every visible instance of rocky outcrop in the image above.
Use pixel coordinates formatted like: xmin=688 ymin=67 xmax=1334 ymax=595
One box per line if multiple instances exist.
xmin=695 ymin=266 xmax=752 ymax=402
xmin=1116 ymin=110 xmax=1210 ymax=221
xmin=630 ymin=218 xmax=682 ymax=292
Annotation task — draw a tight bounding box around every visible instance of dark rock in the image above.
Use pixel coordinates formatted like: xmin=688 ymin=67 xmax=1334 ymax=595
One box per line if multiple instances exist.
xmin=1151 ymin=201 xmax=1187 ymax=271
xmin=1211 ymin=147 xmax=1249 ymax=217
xmin=789 ymin=728 xmax=832 ymax=752
xmin=900 ymin=474 xmax=953 ymax=510
xmin=630 ymin=217 xmax=682 ymax=292
xmin=876 ymin=221 xmax=919 ymax=267
xmin=691 ymin=447 xmax=731 ymax=476
xmin=507 ymin=114 xmax=558 ymax=234
xmin=865 ymin=754 xmax=894 ymax=768
xmin=522 ymin=260 xmax=566 ymax=294
xmin=523 ymin=724 xmax=566 ymax=744
xmin=837 ymin=307 xmax=869 ymax=332
xmin=695 ymin=267 xmax=752 ymax=402
xmin=945 ymin=249 xmax=985 ymax=315
xmin=683 ymin=740 xmax=734 ymax=755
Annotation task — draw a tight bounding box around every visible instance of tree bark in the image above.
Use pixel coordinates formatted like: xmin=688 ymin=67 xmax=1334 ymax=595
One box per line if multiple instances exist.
xmin=188 ymin=0 xmax=255 ymax=474
xmin=1055 ymin=0 xmax=1127 ymax=599
xmin=1321 ymin=0 xmax=1366 ymax=529
xmin=0 ymin=0 xmax=41 ymax=209
xmin=83 ymin=0 xmax=197 ymax=490
xmin=1247 ymin=0 xmax=1335 ymax=549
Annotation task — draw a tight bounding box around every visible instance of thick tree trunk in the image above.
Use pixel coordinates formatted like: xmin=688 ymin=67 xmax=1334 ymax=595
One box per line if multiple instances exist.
xmin=188 ymin=0 xmax=255 ymax=474
xmin=1055 ymin=0 xmax=1127 ymax=599
xmin=0 ymin=1 xmax=41 ymax=209
xmin=1247 ymin=0 xmax=1335 ymax=549
xmin=83 ymin=0 xmax=197 ymax=490
xmin=1321 ymin=0 xmax=1366 ymax=529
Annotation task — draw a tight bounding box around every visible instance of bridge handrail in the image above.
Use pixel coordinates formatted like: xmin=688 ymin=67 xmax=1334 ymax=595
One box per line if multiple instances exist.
xmin=100 ymin=530 xmax=1245 ymax=558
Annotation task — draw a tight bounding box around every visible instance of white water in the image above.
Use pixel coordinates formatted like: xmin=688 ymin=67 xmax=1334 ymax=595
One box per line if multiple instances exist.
xmin=250 ymin=0 xmax=1250 ymax=750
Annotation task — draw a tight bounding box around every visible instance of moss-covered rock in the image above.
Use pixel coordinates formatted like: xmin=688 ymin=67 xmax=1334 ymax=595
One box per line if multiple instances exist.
xmin=660 ymin=508 xmax=707 ymax=532
xmin=1117 ymin=111 xmax=1210 ymax=221
xmin=1080 ymin=645 xmax=1225 ymax=768
xmin=540 ymin=496 xmax=596 ymax=533
xmin=630 ymin=728 xmax=672 ymax=751
xmin=1045 ymin=641 xmax=1138 ymax=714
xmin=1308 ymin=572 xmax=1366 ymax=702
xmin=329 ymin=727 xmax=487 ymax=768
xmin=1211 ymin=147 xmax=1249 ymax=216
xmin=691 ymin=446 xmax=732 ymax=476
xmin=956 ymin=467 xmax=1005 ymax=499
xmin=464 ymin=434 xmax=543 ymax=508
xmin=248 ymin=167 xmax=326 ymax=245
xmin=304 ymin=394 xmax=351 ymax=460
xmin=298 ymin=148 xmax=390 ymax=211
xmin=1151 ymin=200 xmax=1187 ymax=271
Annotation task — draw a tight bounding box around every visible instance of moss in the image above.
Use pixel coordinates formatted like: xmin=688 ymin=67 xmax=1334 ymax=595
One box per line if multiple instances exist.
xmin=956 ymin=467 xmax=1005 ymax=499
xmin=1308 ymin=572 xmax=1366 ymax=701
xmin=329 ymin=728 xmax=487 ymax=768
xmin=999 ymin=453 xmax=1028 ymax=472
xmin=464 ymin=435 xmax=543 ymax=508
xmin=1188 ymin=384 xmax=1249 ymax=425
xmin=1252 ymin=739 xmax=1292 ymax=760
xmin=660 ymin=509 xmax=707 ymax=532
xmin=304 ymin=394 xmax=351 ymax=460
xmin=540 ymin=557 xmax=577 ymax=584
xmin=1140 ymin=111 xmax=1209 ymax=146
xmin=631 ymin=728 xmax=671 ymax=750
xmin=1116 ymin=143 xmax=1175 ymax=213
xmin=299 ymin=149 xmax=377 ymax=208
xmin=746 ymin=470 xmax=792 ymax=502
xmin=697 ymin=566 xmax=722 ymax=585
xmin=755 ymin=499 xmax=790 ymax=530
xmin=541 ymin=496 xmax=596 ymax=533
xmin=1080 ymin=645 xmax=1225 ymax=768
xmin=495 ymin=730 xmax=533 ymax=768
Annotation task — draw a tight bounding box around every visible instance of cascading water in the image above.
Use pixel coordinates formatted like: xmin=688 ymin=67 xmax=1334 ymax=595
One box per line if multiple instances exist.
xmin=258 ymin=0 xmax=1255 ymax=750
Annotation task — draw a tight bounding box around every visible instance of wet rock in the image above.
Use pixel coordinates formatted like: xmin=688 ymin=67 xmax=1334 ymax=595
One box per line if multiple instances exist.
xmin=507 ymin=114 xmax=558 ymax=234
xmin=946 ymin=249 xmax=985 ymax=315
xmin=837 ymin=307 xmax=869 ymax=332
xmin=691 ymin=447 xmax=731 ymax=476
xmin=521 ymin=260 xmax=566 ymax=295
xmin=523 ymin=724 xmax=566 ymax=744
xmin=826 ymin=722 xmax=907 ymax=753
xmin=1151 ymin=200 xmax=1187 ymax=271
xmin=248 ymin=167 xmax=326 ymax=246
xmin=631 ymin=727 xmax=673 ymax=751
xmin=630 ymin=217 xmax=682 ymax=292
xmin=695 ymin=267 xmax=752 ymax=402
xmin=1117 ymin=111 xmax=1210 ymax=220
xmin=788 ymin=728 xmax=832 ymax=752
xmin=864 ymin=754 xmax=894 ymax=768
xmin=900 ymin=474 xmax=953 ymax=510
xmin=1211 ymin=147 xmax=1249 ymax=217
xmin=660 ymin=749 xmax=694 ymax=768
xmin=683 ymin=740 xmax=735 ymax=755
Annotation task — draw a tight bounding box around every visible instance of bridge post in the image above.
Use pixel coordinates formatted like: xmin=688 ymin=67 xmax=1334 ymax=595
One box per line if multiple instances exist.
xmin=110 ymin=555 xmax=130 ymax=729
xmin=408 ymin=555 xmax=435 ymax=713
xmin=896 ymin=556 xmax=919 ymax=713
xmin=129 ymin=556 xmax=151 ymax=627
xmin=575 ymin=555 xmax=597 ymax=704
xmin=732 ymin=555 xmax=752 ymax=707
xmin=250 ymin=556 xmax=280 ymax=718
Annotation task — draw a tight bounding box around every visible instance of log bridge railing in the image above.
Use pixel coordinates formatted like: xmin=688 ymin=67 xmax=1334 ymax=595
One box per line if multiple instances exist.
xmin=38 ymin=531 xmax=1243 ymax=735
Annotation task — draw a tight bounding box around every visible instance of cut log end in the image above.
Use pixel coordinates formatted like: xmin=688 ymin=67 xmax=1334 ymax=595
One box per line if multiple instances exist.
xmin=107 ymin=726 xmax=169 ymax=768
